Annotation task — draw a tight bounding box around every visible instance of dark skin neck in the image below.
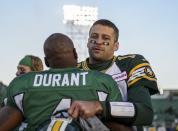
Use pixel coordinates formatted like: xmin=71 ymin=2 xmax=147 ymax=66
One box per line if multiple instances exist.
xmin=49 ymin=58 xmax=77 ymax=68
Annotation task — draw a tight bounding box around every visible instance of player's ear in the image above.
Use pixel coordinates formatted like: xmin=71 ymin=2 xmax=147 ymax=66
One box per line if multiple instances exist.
xmin=114 ymin=41 xmax=119 ymax=51
xmin=44 ymin=57 xmax=49 ymax=67
xmin=73 ymin=48 xmax=78 ymax=60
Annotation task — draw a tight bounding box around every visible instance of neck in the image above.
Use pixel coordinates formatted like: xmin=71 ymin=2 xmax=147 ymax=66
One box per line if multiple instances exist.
xmin=88 ymin=57 xmax=113 ymax=64
xmin=86 ymin=57 xmax=115 ymax=71
xmin=50 ymin=61 xmax=77 ymax=69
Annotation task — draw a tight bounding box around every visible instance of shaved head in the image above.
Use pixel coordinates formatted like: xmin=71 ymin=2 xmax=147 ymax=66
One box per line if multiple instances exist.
xmin=44 ymin=33 xmax=77 ymax=68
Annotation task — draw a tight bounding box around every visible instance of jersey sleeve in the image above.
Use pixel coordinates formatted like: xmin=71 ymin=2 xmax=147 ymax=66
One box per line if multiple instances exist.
xmin=127 ymin=54 xmax=159 ymax=95
xmin=6 ymin=78 xmax=19 ymax=108
xmin=125 ymin=55 xmax=158 ymax=125
xmin=106 ymin=54 xmax=159 ymax=127
xmin=6 ymin=76 xmax=26 ymax=114
xmin=128 ymin=85 xmax=154 ymax=125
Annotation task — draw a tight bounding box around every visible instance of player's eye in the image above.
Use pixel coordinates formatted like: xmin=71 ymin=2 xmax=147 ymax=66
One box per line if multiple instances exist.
xmin=90 ymin=33 xmax=98 ymax=39
xmin=89 ymin=39 xmax=96 ymax=44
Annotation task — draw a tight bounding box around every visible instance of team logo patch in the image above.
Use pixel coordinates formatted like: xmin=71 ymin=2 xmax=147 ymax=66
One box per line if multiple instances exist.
xmin=112 ymin=71 xmax=127 ymax=82
xmin=144 ymin=67 xmax=155 ymax=78
xmin=128 ymin=64 xmax=157 ymax=86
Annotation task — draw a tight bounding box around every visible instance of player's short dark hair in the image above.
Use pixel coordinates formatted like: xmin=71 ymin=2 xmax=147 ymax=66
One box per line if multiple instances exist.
xmin=90 ymin=19 xmax=119 ymax=42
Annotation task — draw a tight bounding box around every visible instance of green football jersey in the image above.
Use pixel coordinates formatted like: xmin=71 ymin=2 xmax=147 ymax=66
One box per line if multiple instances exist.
xmin=7 ymin=68 xmax=122 ymax=130
xmin=78 ymin=54 xmax=159 ymax=130
xmin=78 ymin=54 xmax=159 ymax=100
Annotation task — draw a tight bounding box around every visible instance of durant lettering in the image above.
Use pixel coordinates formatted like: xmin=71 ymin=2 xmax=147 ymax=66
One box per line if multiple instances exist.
xmin=33 ymin=72 xmax=88 ymax=87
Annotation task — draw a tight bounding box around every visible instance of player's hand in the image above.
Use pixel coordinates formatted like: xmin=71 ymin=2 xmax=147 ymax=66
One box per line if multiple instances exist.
xmin=68 ymin=101 xmax=103 ymax=119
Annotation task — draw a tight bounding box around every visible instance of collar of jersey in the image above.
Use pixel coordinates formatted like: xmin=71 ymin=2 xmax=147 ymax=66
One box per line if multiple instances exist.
xmin=48 ymin=67 xmax=79 ymax=72
xmin=82 ymin=56 xmax=116 ymax=73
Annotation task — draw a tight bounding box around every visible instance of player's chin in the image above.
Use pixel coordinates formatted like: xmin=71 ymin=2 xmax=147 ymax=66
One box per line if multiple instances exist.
xmin=104 ymin=122 xmax=134 ymax=131
xmin=93 ymin=57 xmax=105 ymax=62
xmin=92 ymin=53 xmax=104 ymax=60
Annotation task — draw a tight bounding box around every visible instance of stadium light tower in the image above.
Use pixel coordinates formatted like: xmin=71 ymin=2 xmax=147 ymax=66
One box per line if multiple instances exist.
xmin=63 ymin=5 xmax=98 ymax=61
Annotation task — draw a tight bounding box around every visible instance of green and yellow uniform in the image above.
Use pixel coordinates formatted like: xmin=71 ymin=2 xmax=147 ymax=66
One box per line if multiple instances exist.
xmin=7 ymin=68 xmax=122 ymax=130
xmin=78 ymin=54 xmax=159 ymax=130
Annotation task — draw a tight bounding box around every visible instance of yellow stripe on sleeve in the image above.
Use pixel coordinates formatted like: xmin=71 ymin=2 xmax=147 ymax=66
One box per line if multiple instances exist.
xmin=129 ymin=63 xmax=150 ymax=77
xmin=51 ymin=120 xmax=63 ymax=131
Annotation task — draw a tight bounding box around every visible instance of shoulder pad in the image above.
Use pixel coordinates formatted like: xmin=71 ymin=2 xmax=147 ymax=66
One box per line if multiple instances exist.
xmin=117 ymin=54 xmax=137 ymax=60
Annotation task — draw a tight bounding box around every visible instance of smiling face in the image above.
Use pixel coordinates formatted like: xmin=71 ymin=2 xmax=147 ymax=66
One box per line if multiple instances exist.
xmin=87 ymin=24 xmax=119 ymax=64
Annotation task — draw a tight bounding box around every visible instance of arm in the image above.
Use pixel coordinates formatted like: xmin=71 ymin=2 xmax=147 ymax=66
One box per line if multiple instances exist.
xmin=0 ymin=106 xmax=23 ymax=130
xmin=128 ymin=86 xmax=153 ymax=125
xmin=104 ymin=54 xmax=158 ymax=125
xmin=68 ymin=87 xmax=155 ymax=124
xmin=102 ymin=86 xmax=153 ymax=125
xmin=68 ymin=73 xmax=122 ymax=119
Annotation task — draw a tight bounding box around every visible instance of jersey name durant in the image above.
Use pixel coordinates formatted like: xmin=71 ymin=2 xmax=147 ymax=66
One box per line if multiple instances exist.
xmin=33 ymin=72 xmax=88 ymax=87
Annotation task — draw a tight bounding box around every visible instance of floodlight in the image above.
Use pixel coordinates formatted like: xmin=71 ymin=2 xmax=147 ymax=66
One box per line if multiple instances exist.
xmin=62 ymin=5 xmax=98 ymax=61
xmin=63 ymin=5 xmax=98 ymax=26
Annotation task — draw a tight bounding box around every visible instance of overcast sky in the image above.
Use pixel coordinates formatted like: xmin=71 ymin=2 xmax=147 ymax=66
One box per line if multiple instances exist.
xmin=0 ymin=0 xmax=178 ymax=90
